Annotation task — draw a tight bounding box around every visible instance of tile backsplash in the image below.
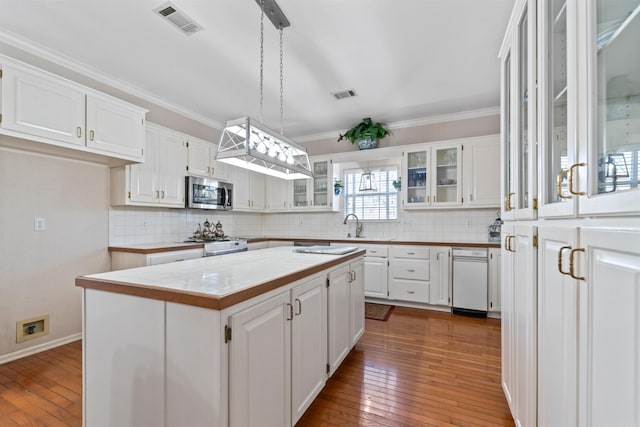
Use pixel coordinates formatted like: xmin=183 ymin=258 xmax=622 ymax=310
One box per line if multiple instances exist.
xmin=109 ymin=206 xmax=500 ymax=245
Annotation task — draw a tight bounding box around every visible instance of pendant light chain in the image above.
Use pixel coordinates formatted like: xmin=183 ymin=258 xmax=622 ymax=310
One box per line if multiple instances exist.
xmin=259 ymin=0 xmax=265 ymax=124
xmin=279 ymin=27 xmax=284 ymax=135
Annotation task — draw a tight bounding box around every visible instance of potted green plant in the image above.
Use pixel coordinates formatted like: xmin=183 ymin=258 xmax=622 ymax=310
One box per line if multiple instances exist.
xmin=333 ymin=178 xmax=343 ymax=195
xmin=392 ymin=177 xmax=401 ymax=191
xmin=337 ymin=117 xmax=390 ymax=150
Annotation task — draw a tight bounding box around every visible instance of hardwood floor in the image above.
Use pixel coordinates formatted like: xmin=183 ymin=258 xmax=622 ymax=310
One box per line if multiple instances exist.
xmin=0 ymin=307 xmax=513 ymax=426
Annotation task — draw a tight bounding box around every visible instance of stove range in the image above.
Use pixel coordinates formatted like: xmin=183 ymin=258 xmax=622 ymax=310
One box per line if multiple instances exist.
xmin=185 ymin=237 xmax=248 ymax=256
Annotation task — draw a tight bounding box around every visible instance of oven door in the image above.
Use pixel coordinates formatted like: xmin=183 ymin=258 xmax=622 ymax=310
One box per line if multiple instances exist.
xmin=186 ymin=176 xmax=233 ymax=210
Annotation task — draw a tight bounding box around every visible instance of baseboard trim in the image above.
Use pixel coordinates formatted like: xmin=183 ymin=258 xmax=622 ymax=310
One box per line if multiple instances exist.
xmin=0 ymin=333 xmax=82 ymax=365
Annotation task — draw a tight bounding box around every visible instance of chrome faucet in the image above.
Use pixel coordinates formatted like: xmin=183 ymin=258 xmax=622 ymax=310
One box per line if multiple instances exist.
xmin=343 ymin=213 xmax=363 ymax=238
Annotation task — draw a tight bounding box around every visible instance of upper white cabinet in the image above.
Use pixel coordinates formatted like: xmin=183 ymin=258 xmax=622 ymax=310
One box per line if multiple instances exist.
xmin=231 ymin=167 xmax=266 ymax=211
xmin=266 ymin=176 xmax=291 ymax=212
xmin=500 ymin=0 xmax=538 ymax=221
xmin=186 ymin=137 xmax=228 ymax=180
xmin=504 ymin=0 xmax=640 ymax=219
xmin=0 ymin=60 xmax=146 ymax=162
xmin=290 ymin=158 xmax=340 ymax=211
xmin=400 ymin=137 xmax=499 ymax=209
xmin=463 ymin=136 xmax=501 ymax=207
xmin=110 ymin=122 xmax=186 ymax=208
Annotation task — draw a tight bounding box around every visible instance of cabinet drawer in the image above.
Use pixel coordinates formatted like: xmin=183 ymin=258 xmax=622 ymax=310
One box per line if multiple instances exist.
xmin=360 ymin=244 xmax=388 ymax=257
xmin=390 ymin=259 xmax=429 ymax=280
xmin=389 ymin=279 xmax=429 ymax=303
xmin=390 ymin=246 xmax=429 ymax=259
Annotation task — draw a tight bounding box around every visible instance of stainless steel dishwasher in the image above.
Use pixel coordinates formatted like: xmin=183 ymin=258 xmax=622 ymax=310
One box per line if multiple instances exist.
xmin=452 ymin=247 xmax=488 ymax=317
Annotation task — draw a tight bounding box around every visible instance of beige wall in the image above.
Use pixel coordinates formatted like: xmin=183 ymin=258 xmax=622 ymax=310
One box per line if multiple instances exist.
xmin=0 ymin=145 xmax=111 ymax=360
xmin=301 ymin=114 xmax=500 ymax=156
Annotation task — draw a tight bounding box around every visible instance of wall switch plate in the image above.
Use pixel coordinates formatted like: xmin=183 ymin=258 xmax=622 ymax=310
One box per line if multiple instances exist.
xmin=34 ymin=217 xmax=46 ymax=231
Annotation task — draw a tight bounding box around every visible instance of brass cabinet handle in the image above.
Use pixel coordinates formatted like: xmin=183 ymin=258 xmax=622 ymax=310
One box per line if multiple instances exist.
xmin=89 ymin=130 xmax=95 ymax=141
xmin=294 ymin=298 xmax=302 ymax=316
xmin=504 ymin=192 xmax=515 ymax=211
xmin=76 ymin=127 xmax=82 ymax=138
xmin=556 ymin=169 xmax=571 ymax=199
xmin=155 ymin=190 xmax=160 ymax=199
xmin=568 ymin=163 xmax=586 ymax=196
xmin=286 ymin=303 xmax=293 ymax=321
xmin=505 ymin=235 xmax=515 ymax=252
xmin=569 ymin=248 xmax=585 ymax=280
xmin=557 ymin=246 xmax=572 ymax=275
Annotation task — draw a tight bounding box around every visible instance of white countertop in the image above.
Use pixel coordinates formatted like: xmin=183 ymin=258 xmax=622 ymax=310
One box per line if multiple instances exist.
xmin=78 ymin=246 xmax=364 ymax=309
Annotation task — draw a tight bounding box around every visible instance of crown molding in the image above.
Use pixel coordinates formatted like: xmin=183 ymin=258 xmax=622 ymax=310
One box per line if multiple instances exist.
xmin=295 ymin=106 xmax=500 ymax=143
xmin=0 ymin=29 xmax=223 ymax=130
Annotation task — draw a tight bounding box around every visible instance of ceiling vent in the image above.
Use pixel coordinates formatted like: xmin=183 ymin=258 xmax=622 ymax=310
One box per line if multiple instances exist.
xmin=332 ymin=89 xmax=357 ymax=100
xmin=153 ymin=1 xmax=203 ymax=36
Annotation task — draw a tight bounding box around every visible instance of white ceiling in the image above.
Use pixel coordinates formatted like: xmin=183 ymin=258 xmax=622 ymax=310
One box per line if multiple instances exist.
xmin=0 ymin=0 xmax=514 ymax=139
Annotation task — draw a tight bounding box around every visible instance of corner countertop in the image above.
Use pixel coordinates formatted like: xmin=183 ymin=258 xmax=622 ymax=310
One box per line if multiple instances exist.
xmin=77 ymin=246 xmax=365 ymax=310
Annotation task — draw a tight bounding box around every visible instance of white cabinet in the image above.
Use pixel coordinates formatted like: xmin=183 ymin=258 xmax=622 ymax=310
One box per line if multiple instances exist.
xmin=110 ymin=123 xmax=187 ymax=208
xmin=290 ymin=158 xmax=340 ymax=211
xmin=229 ymin=290 xmax=291 ymax=427
xmin=501 ymin=222 xmax=537 ymax=427
xmin=327 ymin=259 xmax=364 ymax=375
xmin=429 ymin=246 xmax=451 ymax=306
xmin=578 ymin=227 xmax=640 ymax=426
xmin=537 ymin=225 xmax=578 ymax=427
xmin=228 ymin=274 xmax=328 ymax=427
xmin=463 ymin=136 xmax=501 ymax=207
xmin=488 ymin=247 xmax=501 ymax=313
xmin=388 ymin=246 xmax=430 ymax=303
xmin=266 ymin=176 xmax=291 ymax=212
xmin=432 ymin=141 xmax=462 ymax=207
xmin=110 ymin=247 xmax=203 ymax=271
xmin=231 ymin=167 xmax=265 ymax=211
xmin=0 ymin=61 xmax=146 ymax=162
xmin=361 ymin=244 xmax=389 ymax=299
xmin=186 ymin=137 xmax=228 ymax=180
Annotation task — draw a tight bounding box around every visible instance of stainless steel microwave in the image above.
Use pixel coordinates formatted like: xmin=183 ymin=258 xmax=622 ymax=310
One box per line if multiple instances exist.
xmin=185 ymin=176 xmax=233 ymax=210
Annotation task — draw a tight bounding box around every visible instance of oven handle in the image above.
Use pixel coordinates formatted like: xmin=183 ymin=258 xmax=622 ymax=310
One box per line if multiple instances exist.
xmin=221 ymin=187 xmax=227 ymax=207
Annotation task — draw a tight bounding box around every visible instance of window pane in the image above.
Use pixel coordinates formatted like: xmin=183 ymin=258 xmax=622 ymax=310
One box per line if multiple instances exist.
xmin=344 ymin=167 xmax=398 ymax=221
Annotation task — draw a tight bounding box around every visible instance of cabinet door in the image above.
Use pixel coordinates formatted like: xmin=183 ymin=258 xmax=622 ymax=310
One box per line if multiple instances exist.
xmin=158 ymin=131 xmax=186 ymax=207
xmin=538 ymin=0 xmax=577 ymax=218
xmin=402 ymin=148 xmax=431 ymax=208
xmin=501 ymin=222 xmax=516 ymax=411
xmin=464 ymin=137 xmax=501 ymax=207
xmin=186 ymin=138 xmax=211 ymax=177
xmin=250 ymin=171 xmax=266 ymax=210
xmin=349 ymin=259 xmax=365 ymax=347
xmin=129 ymin=128 xmax=159 ymax=204
xmin=577 ymin=0 xmax=640 ymax=216
xmin=432 ymin=142 xmax=462 ymax=206
xmin=501 ymin=46 xmax=515 ymax=220
xmin=291 ymin=178 xmax=311 ymax=208
xmin=86 ymin=93 xmax=145 ymax=160
xmin=327 ymin=264 xmax=351 ymax=375
xmin=229 ymin=291 xmax=291 ymax=427
xmin=364 ymin=257 xmax=388 ymax=298
xmin=578 ymin=227 xmax=640 ymax=426
xmin=1 ymin=64 xmax=84 ymax=146
xmin=488 ymin=248 xmax=501 ymax=312
xmin=513 ymin=222 xmax=537 ymax=427
xmin=230 ymin=166 xmax=251 ymax=210
xmin=266 ymin=176 xmax=290 ymax=211
xmin=312 ymin=160 xmax=330 ymax=208
xmin=537 ymin=225 xmax=578 ymax=427
xmin=429 ymin=247 xmax=451 ymax=306
xmin=291 ymin=276 xmax=327 ymax=424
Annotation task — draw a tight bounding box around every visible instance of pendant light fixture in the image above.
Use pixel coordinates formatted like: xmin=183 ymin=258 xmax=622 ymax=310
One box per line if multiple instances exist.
xmin=215 ymin=0 xmax=313 ymax=179
xmin=359 ymin=163 xmax=377 ymax=192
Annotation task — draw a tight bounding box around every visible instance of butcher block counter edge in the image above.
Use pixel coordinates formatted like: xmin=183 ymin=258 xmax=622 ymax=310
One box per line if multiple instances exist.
xmin=76 ymin=249 xmax=365 ymax=310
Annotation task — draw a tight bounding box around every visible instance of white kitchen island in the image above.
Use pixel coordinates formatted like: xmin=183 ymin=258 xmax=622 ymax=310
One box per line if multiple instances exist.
xmin=76 ymin=246 xmax=365 ymax=427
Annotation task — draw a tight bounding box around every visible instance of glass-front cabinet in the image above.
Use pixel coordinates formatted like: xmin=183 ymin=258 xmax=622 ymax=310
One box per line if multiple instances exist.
xmin=290 ymin=157 xmax=340 ymax=211
xmin=501 ymin=0 xmax=538 ymax=220
xmin=577 ymin=0 xmax=640 ymax=215
xmin=401 ymin=143 xmax=462 ymax=208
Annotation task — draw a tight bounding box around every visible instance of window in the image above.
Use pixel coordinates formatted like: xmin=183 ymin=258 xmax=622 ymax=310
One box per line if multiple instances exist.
xmin=344 ymin=166 xmax=399 ymax=220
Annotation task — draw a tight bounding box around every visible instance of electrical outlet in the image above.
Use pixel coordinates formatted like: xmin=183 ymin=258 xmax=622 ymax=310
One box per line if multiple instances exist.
xmin=16 ymin=315 xmax=50 ymax=343
xmin=34 ymin=217 xmax=46 ymax=231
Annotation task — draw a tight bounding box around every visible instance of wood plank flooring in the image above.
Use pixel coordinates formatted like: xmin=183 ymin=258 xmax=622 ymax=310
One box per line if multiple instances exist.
xmin=0 ymin=307 xmax=513 ymax=426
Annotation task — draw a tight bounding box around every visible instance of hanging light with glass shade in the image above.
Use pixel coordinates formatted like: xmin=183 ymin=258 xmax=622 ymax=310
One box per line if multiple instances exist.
xmin=215 ymin=0 xmax=312 ymax=179
xmin=359 ymin=163 xmax=377 ymax=192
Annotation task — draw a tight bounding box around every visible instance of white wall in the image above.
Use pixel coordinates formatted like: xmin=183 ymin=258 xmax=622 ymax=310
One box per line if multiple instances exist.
xmin=0 ymin=145 xmax=110 ymax=361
